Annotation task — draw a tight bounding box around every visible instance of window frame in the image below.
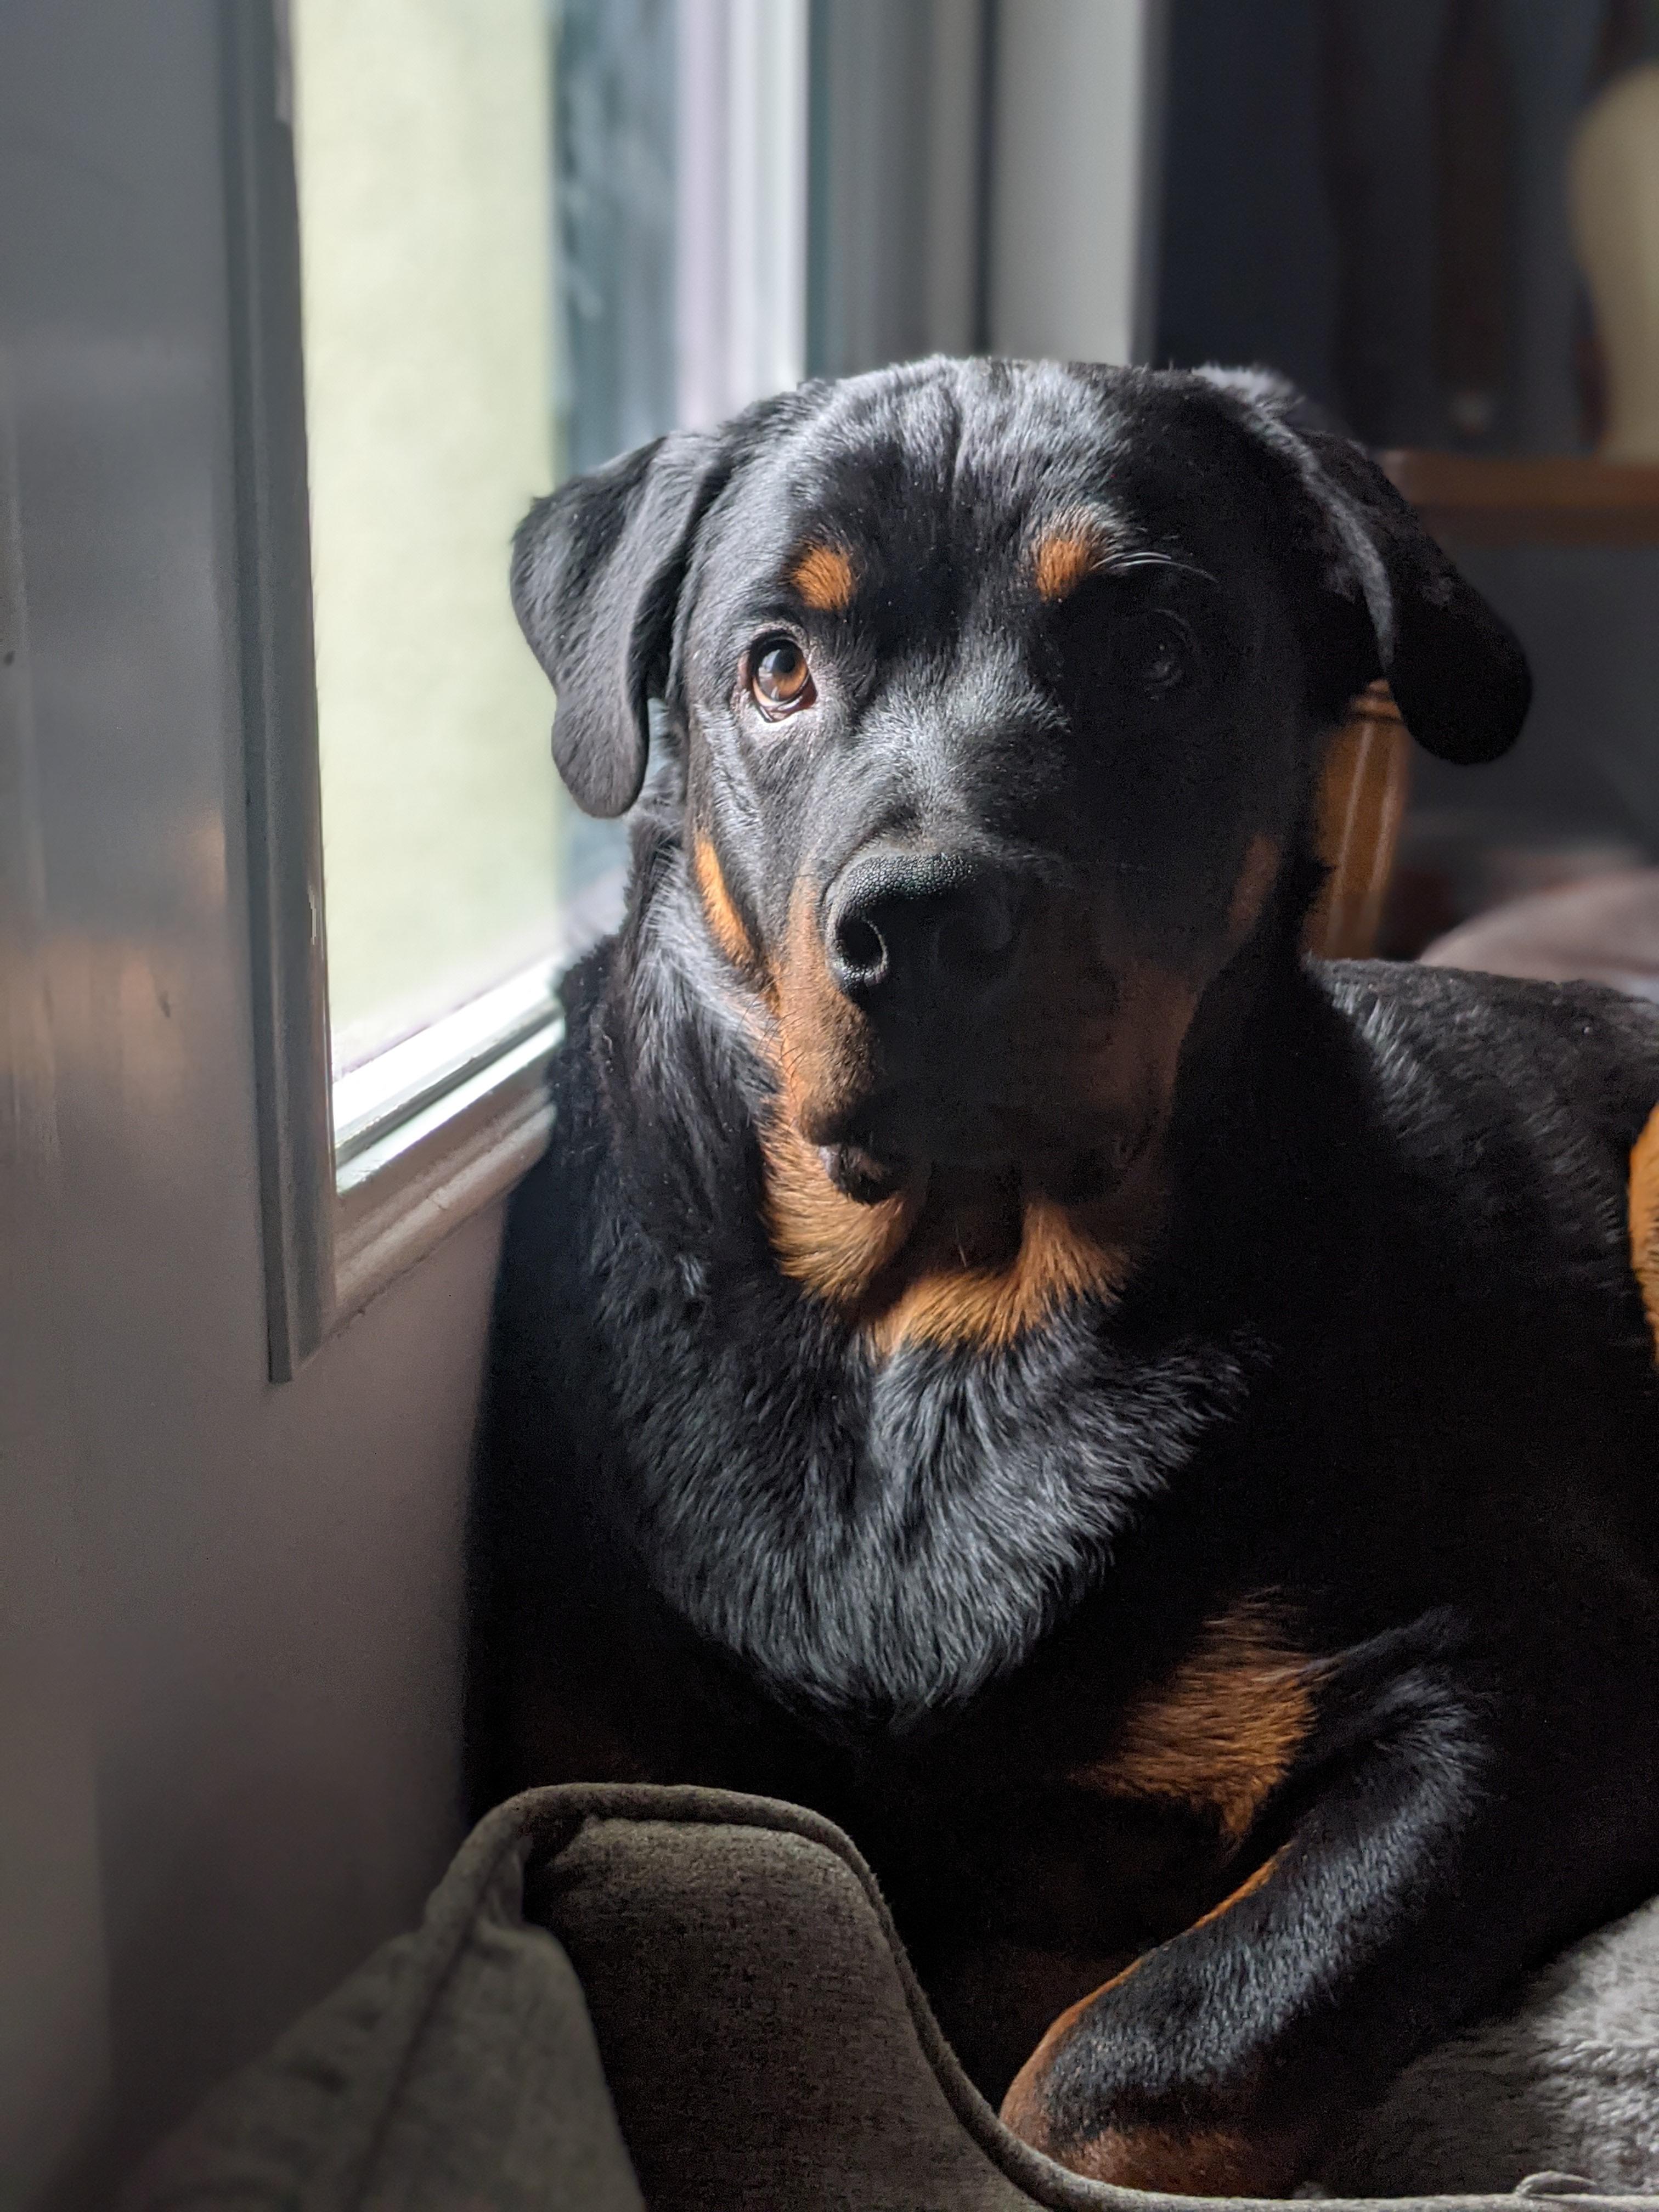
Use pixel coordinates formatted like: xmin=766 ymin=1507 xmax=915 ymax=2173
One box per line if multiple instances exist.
xmin=224 ymin=0 xmax=562 ymax=1379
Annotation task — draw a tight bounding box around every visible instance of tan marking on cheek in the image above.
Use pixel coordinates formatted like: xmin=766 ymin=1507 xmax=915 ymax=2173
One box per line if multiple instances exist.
xmin=1628 ymin=1103 xmax=1659 ymax=1362
xmin=1071 ymin=1601 xmax=1313 ymax=1843
xmin=1032 ymin=520 xmax=1112 ymax=601
xmin=1015 ymin=935 xmax=1199 ymax=1131
xmin=758 ymin=895 xmax=1180 ymax=1350
xmin=1227 ymin=833 xmax=1282 ymax=942
xmin=760 ymin=1115 xmax=921 ymax=1308
xmin=789 ymin=541 xmax=857 ymax=613
xmin=759 ymin=882 xmax=911 ymax=1308
xmin=691 ymin=834 xmax=759 ymax=972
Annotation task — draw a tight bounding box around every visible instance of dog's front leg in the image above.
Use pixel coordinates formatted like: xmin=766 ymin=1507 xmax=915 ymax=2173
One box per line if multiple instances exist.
xmin=1000 ymin=1658 xmax=1500 ymax=2196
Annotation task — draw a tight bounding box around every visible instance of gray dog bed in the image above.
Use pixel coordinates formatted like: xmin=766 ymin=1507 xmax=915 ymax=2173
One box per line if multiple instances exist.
xmin=124 ymin=1785 xmax=1659 ymax=2211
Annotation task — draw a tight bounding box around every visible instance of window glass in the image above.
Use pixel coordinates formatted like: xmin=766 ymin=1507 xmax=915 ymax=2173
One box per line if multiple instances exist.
xmin=556 ymin=0 xmax=680 ymax=473
xmin=292 ymin=0 xmax=566 ymax=1081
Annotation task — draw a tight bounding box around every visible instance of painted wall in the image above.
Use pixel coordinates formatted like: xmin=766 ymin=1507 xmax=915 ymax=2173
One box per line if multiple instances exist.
xmin=1153 ymin=0 xmax=1659 ymax=854
xmin=807 ymin=0 xmax=1164 ymax=380
xmin=989 ymin=0 xmax=1163 ymax=366
xmin=0 ymin=6 xmax=503 ymax=2200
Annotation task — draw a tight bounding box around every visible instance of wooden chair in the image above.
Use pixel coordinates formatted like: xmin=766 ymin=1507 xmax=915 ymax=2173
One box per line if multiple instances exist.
xmin=1306 ymin=682 xmax=1412 ymax=959
xmin=1306 ymin=450 xmax=1659 ymax=961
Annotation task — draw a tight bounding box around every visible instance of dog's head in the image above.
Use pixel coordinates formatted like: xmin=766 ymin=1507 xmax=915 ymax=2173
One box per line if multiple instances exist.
xmin=513 ymin=359 xmax=1528 ymax=1226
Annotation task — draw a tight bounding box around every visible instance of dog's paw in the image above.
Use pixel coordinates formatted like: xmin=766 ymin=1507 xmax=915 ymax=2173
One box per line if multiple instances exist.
xmin=1001 ymin=2036 xmax=1311 ymax=2199
xmin=999 ymin=2094 xmax=1307 ymax=2199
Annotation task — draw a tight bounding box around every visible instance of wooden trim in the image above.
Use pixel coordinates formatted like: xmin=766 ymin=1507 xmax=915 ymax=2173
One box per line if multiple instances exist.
xmin=1380 ymin=451 xmax=1659 ymax=546
xmin=1305 ymin=684 xmax=1411 ymax=961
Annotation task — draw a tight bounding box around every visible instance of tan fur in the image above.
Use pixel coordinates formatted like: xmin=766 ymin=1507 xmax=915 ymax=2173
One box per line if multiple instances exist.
xmin=770 ymin=880 xmax=879 ymax=1138
xmin=789 ymin=541 xmax=857 ymax=613
xmin=761 ymin=1114 xmax=922 ymax=1307
xmin=1000 ymin=1843 xmax=1303 ymax=2193
xmin=1184 ymin=1846 xmax=1285 ymax=1931
xmin=1032 ymin=518 xmax=1113 ymax=601
xmin=692 ymin=833 xmax=758 ymax=972
xmin=761 ymin=1120 xmax=1134 ymax=1350
xmin=758 ymin=891 xmax=1195 ymax=1352
xmin=1073 ymin=1600 xmax=1313 ymax=1842
xmin=1628 ymin=1103 xmax=1659 ymax=1360
xmin=997 ymin=2109 xmax=1308 ymax=2197
xmin=867 ymin=1195 xmax=1130 ymax=1355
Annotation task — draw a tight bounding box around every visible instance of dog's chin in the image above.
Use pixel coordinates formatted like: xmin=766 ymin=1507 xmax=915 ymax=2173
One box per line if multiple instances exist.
xmin=817 ymin=1141 xmax=913 ymax=1204
xmin=812 ymin=1109 xmax=1160 ymax=1209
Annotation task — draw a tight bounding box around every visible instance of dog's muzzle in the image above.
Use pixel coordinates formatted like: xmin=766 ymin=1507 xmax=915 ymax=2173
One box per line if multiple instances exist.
xmin=823 ymin=847 xmax=1023 ymax=1013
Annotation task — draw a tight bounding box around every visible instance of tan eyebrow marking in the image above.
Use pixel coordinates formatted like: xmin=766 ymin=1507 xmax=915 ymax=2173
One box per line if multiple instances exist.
xmin=789 ymin=541 xmax=857 ymax=613
xmin=1032 ymin=517 xmax=1115 ymax=601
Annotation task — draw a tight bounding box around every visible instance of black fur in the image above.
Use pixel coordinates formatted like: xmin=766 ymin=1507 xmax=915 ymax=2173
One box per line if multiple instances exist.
xmin=473 ymin=359 xmax=1659 ymax=2193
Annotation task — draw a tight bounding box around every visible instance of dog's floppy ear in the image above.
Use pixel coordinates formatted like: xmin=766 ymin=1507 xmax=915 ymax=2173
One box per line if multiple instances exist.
xmin=1196 ymin=368 xmax=1531 ymax=764
xmin=511 ymin=430 xmax=729 ymax=817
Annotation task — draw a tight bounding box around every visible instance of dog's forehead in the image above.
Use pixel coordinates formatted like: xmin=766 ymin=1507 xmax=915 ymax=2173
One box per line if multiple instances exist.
xmin=713 ymin=361 xmax=1256 ymax=595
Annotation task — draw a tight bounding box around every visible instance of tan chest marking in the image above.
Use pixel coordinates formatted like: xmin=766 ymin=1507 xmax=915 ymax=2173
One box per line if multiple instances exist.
xmin=761 ymin=1112 xmax=1132 ymax=1355
xmin=1072 ymin=1601 xmax=1314 ymax=1843
xmin=1629 ymin=1103 xmax=1659 ymax=1361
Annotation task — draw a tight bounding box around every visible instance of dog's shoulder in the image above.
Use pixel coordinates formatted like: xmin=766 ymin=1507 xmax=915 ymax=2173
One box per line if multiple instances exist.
xmin=1306 ymin=958 xmax=1659 ymax=1324
xmin=1315 ymin=959 xmax=1659 ymax=1185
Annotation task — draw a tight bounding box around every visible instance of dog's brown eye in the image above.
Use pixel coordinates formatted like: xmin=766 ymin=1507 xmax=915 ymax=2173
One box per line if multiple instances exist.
xmin=749 ymin=638 xmax=815 ymax=716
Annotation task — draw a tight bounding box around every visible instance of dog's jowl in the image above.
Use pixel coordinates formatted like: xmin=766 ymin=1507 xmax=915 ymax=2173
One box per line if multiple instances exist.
xmin=471 ymin=359 xmax=1659 ymax=2194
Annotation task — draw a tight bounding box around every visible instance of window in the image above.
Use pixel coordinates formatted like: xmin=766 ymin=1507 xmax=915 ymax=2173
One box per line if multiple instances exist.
xmin=233 ymin=0 xmax=1114 ymax=1374
xmin=292 ymin=0 xmax=574 ymax=1166
xmin=234 ymin=0 xmax=808 ymax=1373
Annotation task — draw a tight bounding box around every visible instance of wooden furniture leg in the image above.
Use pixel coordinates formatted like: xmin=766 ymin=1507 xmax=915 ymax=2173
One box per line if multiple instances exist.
xmin=1305 ymin=681 xmax=1412 ymax=960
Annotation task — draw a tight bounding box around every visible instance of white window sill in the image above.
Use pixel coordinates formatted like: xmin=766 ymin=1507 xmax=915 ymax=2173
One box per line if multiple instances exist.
xmin=332 ymin=999 xmax=559 ymax=1323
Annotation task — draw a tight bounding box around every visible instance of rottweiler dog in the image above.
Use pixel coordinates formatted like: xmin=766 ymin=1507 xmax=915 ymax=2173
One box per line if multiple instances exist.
xmin=471 ymin=358 xmax=1659 ymax=2194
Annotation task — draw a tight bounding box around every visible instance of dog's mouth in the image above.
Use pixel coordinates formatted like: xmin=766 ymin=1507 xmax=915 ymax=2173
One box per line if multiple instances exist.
xmin=811 ymin=1091 xmax=1164 ymax=1207
xmin=772 ymin=932 xmax=1200 ymax=1227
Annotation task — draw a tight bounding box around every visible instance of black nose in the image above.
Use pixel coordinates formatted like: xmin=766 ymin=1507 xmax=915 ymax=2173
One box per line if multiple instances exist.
xmin=825 ymin=848 xmax=1021 ymax=1005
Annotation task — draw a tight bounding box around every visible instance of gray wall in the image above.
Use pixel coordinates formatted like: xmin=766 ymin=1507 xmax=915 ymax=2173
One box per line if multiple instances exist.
xmin=1 ymin=7 xmax=501 ymax=2199
xmin=808 ymin=0 xmax=1164 ymax=379
xmin=808 ymin=0 xmax=987 ymax=375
